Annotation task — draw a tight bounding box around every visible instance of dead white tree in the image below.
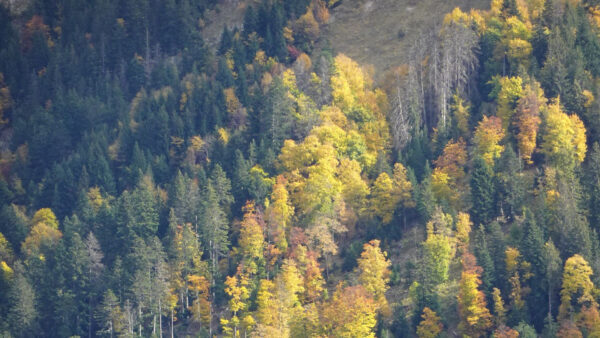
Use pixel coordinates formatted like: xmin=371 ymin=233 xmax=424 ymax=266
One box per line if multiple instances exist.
xmin=430 ymin=23 xmax=479 ymax=132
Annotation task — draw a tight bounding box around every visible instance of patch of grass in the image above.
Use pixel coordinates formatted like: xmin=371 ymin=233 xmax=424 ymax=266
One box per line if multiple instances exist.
xmin=319 ymin=0 xmax=489 ymax=80
xmin=201 ymin=1 xmax=249 ymax=48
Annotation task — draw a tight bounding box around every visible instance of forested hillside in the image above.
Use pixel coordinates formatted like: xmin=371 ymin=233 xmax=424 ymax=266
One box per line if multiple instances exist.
xmin=2 ymin=0 xmax=600 ymax=337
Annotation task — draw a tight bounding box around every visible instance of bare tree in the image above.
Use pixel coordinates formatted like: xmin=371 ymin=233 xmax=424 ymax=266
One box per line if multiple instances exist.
xmin=390 ymin=31 xmax=433 ymax=152
xmin=390 ymin=81 xmax=412 ymax=152
xmin=429 ymin=23 xmax=479 ymax=132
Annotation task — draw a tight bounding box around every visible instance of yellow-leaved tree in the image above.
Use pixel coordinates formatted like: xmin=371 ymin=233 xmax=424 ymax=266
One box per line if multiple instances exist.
xmin=455 ymin=212 xmax=472 ymax=254
xmin=330 ymin=54 xmax=390 ymax=161
xmin=491 ymin=76 xmax=523 ymax=131
xmin=457 ymin=252 xmax=492 ymax=337
xmin=254 ymin=279 xmax=280 ymax=337
xmin=221 ymin=267 xmax=251 ymax=337
xmin=423 ymin=209 xmax=455 ymax=286
xmin=370 ymin=163 xmax=414 ymax=225
xmin=474 ymin=115 xmax=505 ymax=166
xmin=504 ymin=247 xmax=532 ymax=318
xmin=238 ymin=202 xmax=265 ymax=275
xmin=356 ymin=240 xmax=391 ymax=314
xmin=497 ymin=17 xmax=533 ymax=69
xmin=451 ymin=93 xmax=471 ymax=138
xmin=338 ymin=158 xmax=369 ymax=214
xmin=393 ymin=163 xmax=415 ymax=211
xmin=320 ymin=283 xmax=378 ymax=338
xmin=254 ymin=259 xmax=306 ymax=337
xmin=492 ymin=287 xmax=507 ymax=326
xmin=22 ymin=208 xmax=62 ymax=258
xmin=278 ymin=135 xmax=342 ymax=221
xmin=265 ymin=175 xmax=294 ymax=253
xmin=370 ymin=172 xmax=396 ymax=224
xmin=431 ymin=138 xmax=468 ymax=208
xmin=541 ymin=99 xmax=587 ymax=171
xmin=416 ymin=307 xmax=443 ymax=338
xmin=558 ymin=254 xmax=597 ymax=321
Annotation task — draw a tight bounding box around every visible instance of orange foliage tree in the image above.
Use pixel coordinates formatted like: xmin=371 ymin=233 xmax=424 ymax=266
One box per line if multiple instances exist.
xmin=431 ymin=138 xmax=468 ymax=208
xmin=514 ymin=82 xmax=545 ymax=164
xmin=416 ymin=307 xmax=443 ymax=338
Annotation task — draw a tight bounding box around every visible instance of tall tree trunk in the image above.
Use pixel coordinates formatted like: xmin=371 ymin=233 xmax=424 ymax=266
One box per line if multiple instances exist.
xmin=548 ymin=278 xmax=552 ymax=320
xmin=89 ymin=293 xmax=93 ymax=338
xmin=210 ymin=291 xmax=214 ymax=337
xmin=159 ymin=298 xmax=162 ymax=338
xmin=138 ymin=306 xmax=142 ymax=337
xmin=145 ymin=26 xmax=151 ymax=77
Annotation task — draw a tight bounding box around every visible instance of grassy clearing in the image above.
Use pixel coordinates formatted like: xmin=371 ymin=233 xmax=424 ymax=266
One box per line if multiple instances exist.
xmin=203 ymin=0 xmax=489 ymax=79
xmin=201 ymin=0 xmax=251 ymax=48
xmin=320 ymin=0 xmax=489 ymax=80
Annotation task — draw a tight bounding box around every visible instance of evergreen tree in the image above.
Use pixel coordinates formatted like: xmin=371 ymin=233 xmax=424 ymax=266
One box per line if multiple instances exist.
xmin=116 ymin=176 xmax=159 ymax=243
xmin=7 ymin=262 xmax=38 ymax=337
xmin=202 ymin=181 xmax=229 ymax=280
xmin=521 ymin=209 xmax=548 ymax=328
xmin=472 ymin=225 xmax=496 ymax=294
xmin=0 ymin=205 xmax=28 ymax=255
xmin=495 ymin=146 xmax=524 ymax=219
xmin=470 ymin=156 xmax=496 ymax=226
xmin=586 ymin=143 xmax=600 ymax=233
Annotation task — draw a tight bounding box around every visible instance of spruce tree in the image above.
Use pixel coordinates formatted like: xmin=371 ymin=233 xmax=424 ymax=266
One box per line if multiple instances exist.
xmin=586 ymin=143 xmax=600 ymax=233
xmin=470 ymin=156 xmax=496 ymax=226
xmin=7 ymin=262 xmax=38 ymax=337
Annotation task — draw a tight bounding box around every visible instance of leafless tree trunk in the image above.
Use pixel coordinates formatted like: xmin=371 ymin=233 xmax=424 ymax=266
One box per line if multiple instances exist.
xmin=158 ymin=298 xmax=162 ymax=338
xmin=390 ymin=80 xmax=412 ymax=152
xmin=426 ymin=23 xmax=479 ymax=132
xmin=86 ymin=233 xmax=104 ymax=338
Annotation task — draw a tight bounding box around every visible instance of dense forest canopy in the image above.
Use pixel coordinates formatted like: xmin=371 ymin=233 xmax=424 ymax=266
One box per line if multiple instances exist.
xmin=2 ymin=0 xmax=600 ymax=336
